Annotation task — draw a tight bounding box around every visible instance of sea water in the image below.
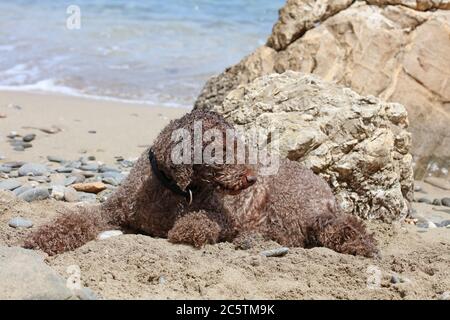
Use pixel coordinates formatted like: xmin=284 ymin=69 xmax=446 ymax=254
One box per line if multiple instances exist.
xmin=0 ymin=0 xmax=284 ymax=108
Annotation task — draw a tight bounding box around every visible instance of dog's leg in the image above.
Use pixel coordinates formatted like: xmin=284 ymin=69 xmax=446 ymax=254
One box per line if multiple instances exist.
xmin=168 ymin=210 xmax=222 ymax=248
xmin=307 ymin=213 xmax=378 ymax=258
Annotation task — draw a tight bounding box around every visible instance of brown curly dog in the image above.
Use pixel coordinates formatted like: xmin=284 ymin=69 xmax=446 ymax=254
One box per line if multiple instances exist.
xmin=24 ymin=110 xmax=377 ymax=257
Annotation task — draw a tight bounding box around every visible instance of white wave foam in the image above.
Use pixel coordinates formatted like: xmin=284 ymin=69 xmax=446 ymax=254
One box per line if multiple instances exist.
xmin=0 ymin=79 xmax=190 ymax=109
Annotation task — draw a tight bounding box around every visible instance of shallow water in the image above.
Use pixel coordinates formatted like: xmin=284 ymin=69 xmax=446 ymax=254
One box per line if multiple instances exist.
xmin=0 ymin=0 xmax=284 ymax=107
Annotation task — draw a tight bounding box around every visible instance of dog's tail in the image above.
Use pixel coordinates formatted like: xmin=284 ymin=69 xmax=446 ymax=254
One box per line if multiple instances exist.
xmin=23 ymin=205 xmax=109 ymax=256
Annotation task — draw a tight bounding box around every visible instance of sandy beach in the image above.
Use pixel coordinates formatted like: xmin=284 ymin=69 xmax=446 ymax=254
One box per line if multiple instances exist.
xmin=0 ymin=90 xmax=187 ymax=164
xmin=0 ymin=90 xmax=449 ymax=300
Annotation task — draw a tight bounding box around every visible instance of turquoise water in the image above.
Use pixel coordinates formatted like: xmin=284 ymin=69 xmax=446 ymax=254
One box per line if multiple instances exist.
xmin=0 ymin=0 xmax=284 ymax=107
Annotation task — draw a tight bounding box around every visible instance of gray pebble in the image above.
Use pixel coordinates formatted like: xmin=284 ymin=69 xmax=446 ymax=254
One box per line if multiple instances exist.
xmin=0 ymin=179 xmax=22 ymax=191
xmin=80 ymin=164 xmax=99 ymax=172
xmin=13 ymin=184 xmax=36 ymax=196
xmin=18 ymin=163 xmax=49 ymax=177
xmin=65 ymin=161 xmax=82 ymax=169
xmin=79 ymin=171 xmax=95 ymax=178
xmin=9 ymin=139 xmax=23 ymax=147
xmin=87 ymin=156 xmax=96 ymax=161
xmin=47 ymin=156 xmax=64 ymax=163
xmin=18 ymin=187 xmax=50 ymax=202
xmin=0 ymin=165 xmax=11 ymax=173
xmin=8 ymin=217 xmax=33 ymax=229
xmin=417 ymin=198 xmax=432 ymax=204
xmin=432 ymin=199 xmax=442 ymax=206
xmin=22 ymin=134 xmax=36 ymax=142
xmin=3 ymin=161 xmax=25 ymax=169
xmin=13 ymin=146 xmax=25 ymax=152
xmin=64 ymin=187 xmax=79 ymax=202
xmin=442 ymin=198 xmax=450 ymax=207
xmin=8 ymin=171 xmax=19 ymax=178
xmin=77 ymin=192 xmax=97 ymax=203
xmin=99 ymin=166 xmax=120 ymax=173
xmin=437 ymin=220 xmax=450 ymax=228
xmin=414 ymin=185 xmax=422 ymax=192
xmin=101 ymin=172 xmax=125 ymax=183
xmin=55 ymin=167 xmax=73 ymax=173
xmin=69 ymin=173 xmax=85 ymax=184
xmin=28 ymin=176 xmax=49 ymax=183
xmin=64 ymin=176 xmax=78 ymax=186
xmin=120 ymin=160 xmax=135 ymax=168
xmin=260 ymin=247 xmax=289 ymax=257
xmin=22 ymin=143 xmax=32 ymax=149
xmin=88 ymin=130 xmax=96 ymax=134
xmin=102 ymin=177 xmax=118 ymax=186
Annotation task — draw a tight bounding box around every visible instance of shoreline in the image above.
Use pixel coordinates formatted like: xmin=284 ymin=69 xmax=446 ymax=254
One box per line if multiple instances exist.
xmin=0 ymin=90 xmax=188 ymax=165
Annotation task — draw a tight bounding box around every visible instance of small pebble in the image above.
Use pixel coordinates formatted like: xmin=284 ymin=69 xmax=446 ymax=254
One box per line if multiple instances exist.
xmin=88 ymin=130 xmax=96 ymax=134
xmin=18 ymin=187 xmax=50 ymax=202
xmin=99 ymin=166 xmax=120 ymax=173
xmin=97 ymin=230 xmax=123 ymax=240
xmin=80 ymin=164 xmax=99 ymax=172
xmin=51 ymin=185 xmax=65 ymax=201
xmin=437 ymin=220 xmax=450 ymax=228
xmin=102 ymin=177 xmax=118 ymax=186
xmin=88 ymin=156 xmax=96 ymax=161
xmin=13 ymin=146 xmax=25 ymax=152
xmin=0 ymin=165 xmax=12 ymax=173
xmin=56 ymin=167 xmax=73 ymax=173
xmin=18 ymin=163 xmax=49 ymax=177
xmin=260 ymin=247 xmax=289 ymax=257
xmin=8 ymin=217 xmax=33 ymax=229
xmin=442 ymin=198 xmax=450 ymax=207
xmin=432 ymin=199 xmax=442 ymax=206
xmin=3 ymin=161 xmax=25 ymax=168
xmin=417 ymin=198 xmax=432 ymax=204
xmin=47 ymin=156 xmax=64 ymax=163
xmin=22 ymin=143 xmax=33 ymax=149
xmin=22 ymin=134 xmax=36 ymax=142
xmin=13 ymin=184 xmax=36 ymax=196
xmin=0 ymin=179 xmax=22 ymax=191
xmin=64 ymin=176 xmax=78 ymax=186
xmin=28 ymin=176 xmax=49 ymax=183
xmin=413 ymin=185 xmax=422 ymax=192
xmin=7 ymin=131 xmax=19 ymax=139
xmin=77 ymin=192 xmax=97 ymax=203
xmin=64 ymin=187 xmax=79 ymax=202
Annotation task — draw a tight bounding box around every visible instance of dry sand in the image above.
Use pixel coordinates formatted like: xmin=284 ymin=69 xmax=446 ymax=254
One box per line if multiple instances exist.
xmin=0 ymin=90 xmax=449 ymax=300
xmin=0 ymin=90 xmax=186 ymax=164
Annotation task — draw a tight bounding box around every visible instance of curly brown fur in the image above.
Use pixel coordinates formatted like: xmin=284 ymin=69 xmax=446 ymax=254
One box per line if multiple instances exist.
xmin=24 ymin=206 xmax=107 ymax=255
xmin=25 ymin=109 xmax=377 ymax=257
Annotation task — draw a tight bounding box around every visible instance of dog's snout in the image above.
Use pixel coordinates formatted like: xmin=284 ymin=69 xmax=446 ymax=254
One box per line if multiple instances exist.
xmin=246 ymin=175 xmax=257 ymax=185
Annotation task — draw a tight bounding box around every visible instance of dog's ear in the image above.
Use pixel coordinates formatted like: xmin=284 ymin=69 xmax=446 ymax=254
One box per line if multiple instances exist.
xmin=170 ymin=164 xmax=193 ymax=191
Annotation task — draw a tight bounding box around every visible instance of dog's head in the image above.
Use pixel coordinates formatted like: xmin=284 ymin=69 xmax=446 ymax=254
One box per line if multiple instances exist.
xmin=152 ymin=110 xmax=257 ymax=194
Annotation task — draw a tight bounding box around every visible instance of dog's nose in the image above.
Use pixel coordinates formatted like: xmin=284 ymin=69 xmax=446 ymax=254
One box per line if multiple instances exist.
xmin=246 ymin=175 xmax=257 ymax=185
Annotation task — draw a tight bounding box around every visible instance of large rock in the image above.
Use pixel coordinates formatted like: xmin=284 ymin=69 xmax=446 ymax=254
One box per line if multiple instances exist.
xmin=215 ymin=72 xmax=413 ymax=221
xmin=195 ymin=0 xmax=450 ymax=179
xmin=0 ymin=246 xmax=95 ymax=300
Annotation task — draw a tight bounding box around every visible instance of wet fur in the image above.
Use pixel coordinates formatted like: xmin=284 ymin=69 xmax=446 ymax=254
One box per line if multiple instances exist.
xmin=24 ymin=110 xmax=377 ymax=257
